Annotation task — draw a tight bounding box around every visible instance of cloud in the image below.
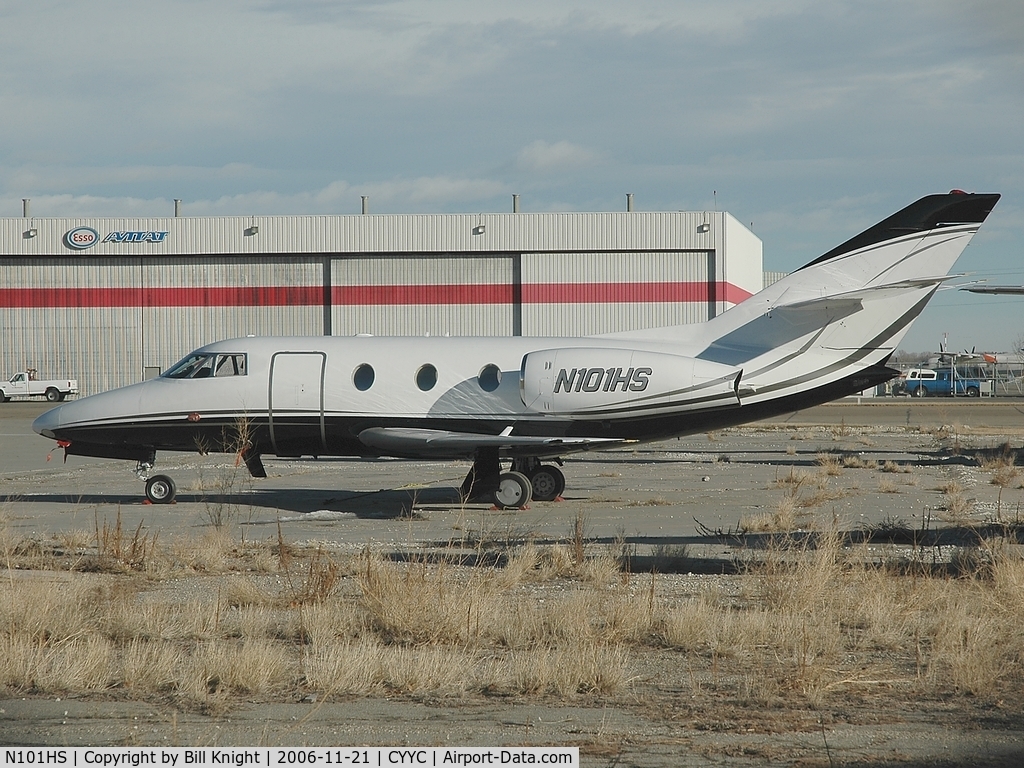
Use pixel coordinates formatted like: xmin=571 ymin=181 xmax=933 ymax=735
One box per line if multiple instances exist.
xmin=0 ymin=175 xmax=507 ymax=217
xmin=957 ymin=0 xmax=1024 ymax=61
xmin=360 ymin=176 xmax=507 ymax=205
xmin=516 ymin=141 xmax=600 ymax=173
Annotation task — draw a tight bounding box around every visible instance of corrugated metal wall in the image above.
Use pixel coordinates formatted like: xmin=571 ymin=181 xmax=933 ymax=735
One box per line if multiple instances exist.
xmin=521 ymin=251 xmax=712 ymax=336
xmin=1 ymin=258 xmax=142 ymax=395
xmin=331 ymin=256 xmax=514 ymax=336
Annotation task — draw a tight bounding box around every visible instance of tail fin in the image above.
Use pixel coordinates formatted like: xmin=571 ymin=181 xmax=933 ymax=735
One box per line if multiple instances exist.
xmin=697 ymin=191 xmax=998 ymax=363
xmin=609 ymin=191 xmax=999 ymax=402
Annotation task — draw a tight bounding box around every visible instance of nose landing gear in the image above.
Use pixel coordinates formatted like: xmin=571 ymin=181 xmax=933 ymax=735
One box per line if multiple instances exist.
xmin=145 ymin=474 xmax=177 ymax=504
xmin=137 ymin=459 xmax=177 ymax=504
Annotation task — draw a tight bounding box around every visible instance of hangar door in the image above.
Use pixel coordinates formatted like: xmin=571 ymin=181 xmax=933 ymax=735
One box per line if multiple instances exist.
xmin=269 ymin=352 xmax=326 ymax=455
xmin=521 ymin=251 xmax=715 ymax=336
xmin=331 ymin=255 xmax=514 ymax=336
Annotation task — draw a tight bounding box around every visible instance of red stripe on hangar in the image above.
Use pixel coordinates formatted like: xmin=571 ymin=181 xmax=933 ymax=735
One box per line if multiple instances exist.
xmin=333 ymin=282 xmax=752 ymax=305
xmin=332 ymin=284 xmax=513 ymax=305
xmin=522 ymin=281 xmax=753 ymax=304
xmin=0 ymin=282 xmax=753 ymax=308
xmin=0 ymin=286 xmax=323 ymax=308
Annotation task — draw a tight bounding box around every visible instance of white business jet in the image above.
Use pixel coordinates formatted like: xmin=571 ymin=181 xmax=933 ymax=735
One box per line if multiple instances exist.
xmin=34 ymin=192 xmax=1000 ymax=508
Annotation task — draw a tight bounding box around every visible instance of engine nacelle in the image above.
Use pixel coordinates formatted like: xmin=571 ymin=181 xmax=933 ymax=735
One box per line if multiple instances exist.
xmin=520 ymin=347 xmax=742 ymax=417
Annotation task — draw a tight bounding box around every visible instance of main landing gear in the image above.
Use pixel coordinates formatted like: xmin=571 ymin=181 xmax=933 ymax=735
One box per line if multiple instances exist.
xmin=460 ymin=450 xmax=566 ymax=510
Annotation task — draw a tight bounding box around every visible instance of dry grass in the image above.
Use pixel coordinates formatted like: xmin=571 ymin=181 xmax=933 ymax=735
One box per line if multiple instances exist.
xmin=815 ymin=453 xmax=844 ymax=476
xmin=880 ymin=460 xmax=912 ymax=474
xmin=772 ymin=467 xmax=813 ymax=492
xmin=842 ymin=455 xmax=878 ymax=470
xmin=798 ymin=483 xmax=846 ymax=508
xmin=977 ymin=443 xmax=1018 ymax=472
xmin=937 ymin=478 xmax=976 ymax=521
xmin=991 ymin=466 xmax=1021 ymax=488
xmin=626 ymin=497 xmax=672 ymax=507
xmin=877 ymin=477 xmax=901 ymax=494
xmin=5 ymin=522 xmax=1024 ymax=717
xmin=979 ymin=447 xmax=1022 ymax=490
xmin=938 ymin=479 xmax=967 ymax=495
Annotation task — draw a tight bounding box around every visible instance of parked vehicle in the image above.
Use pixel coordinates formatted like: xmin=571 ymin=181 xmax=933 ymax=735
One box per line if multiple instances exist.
xmin=0 ymin=371 xmax=79 ymax=402
xmin=896 ymin=367 xmax=984 ymax=398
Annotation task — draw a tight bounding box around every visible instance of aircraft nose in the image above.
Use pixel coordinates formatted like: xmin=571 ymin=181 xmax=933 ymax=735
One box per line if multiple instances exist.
xmin=33 ymin=405 xmax=63 ymax=438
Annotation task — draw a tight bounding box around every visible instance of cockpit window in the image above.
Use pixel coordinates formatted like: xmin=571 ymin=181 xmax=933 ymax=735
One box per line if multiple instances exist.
xmin=215 ymin=354 xmax=247 ymax=377
xmin=163 ymin=354 xmax=211 ymax=379
xmin=163 ymin=353 xmax=247 ymax=379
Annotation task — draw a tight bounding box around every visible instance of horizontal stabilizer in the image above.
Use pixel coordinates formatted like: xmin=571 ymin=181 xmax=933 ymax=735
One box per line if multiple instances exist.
xmin=778 ymin=276 xmax=960 ymax=313
xmin=960 ymin=285 xmax=1024 ymax=295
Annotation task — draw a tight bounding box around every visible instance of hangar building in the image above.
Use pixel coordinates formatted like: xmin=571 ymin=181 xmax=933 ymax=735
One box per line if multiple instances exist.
xmin=1 ymin=209 xmax=763 ymax=396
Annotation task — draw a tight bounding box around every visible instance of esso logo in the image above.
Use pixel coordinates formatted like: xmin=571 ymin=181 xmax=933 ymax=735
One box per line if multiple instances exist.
xmin=63 ymin=227 xmax=100 ymax=250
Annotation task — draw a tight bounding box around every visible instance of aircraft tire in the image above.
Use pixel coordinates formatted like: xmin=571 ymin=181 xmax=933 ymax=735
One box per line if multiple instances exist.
xmin=145 ymin=474 xmax=177 ymax=504
xmin=45 ymin=388 xmax=60 ymax=402
xmin=529 ymin=465 xmax=566 ymax=501
xmin=493 ymin=471 xmax=532 ymax=509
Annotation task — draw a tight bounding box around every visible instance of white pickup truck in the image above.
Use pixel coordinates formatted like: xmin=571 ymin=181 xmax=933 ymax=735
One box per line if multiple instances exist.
xmin=0 ymin=371 xmax=79 ymax=402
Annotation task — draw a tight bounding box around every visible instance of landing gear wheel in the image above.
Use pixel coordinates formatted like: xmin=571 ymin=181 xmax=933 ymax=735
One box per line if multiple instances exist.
xmin=145 ymin=474 xmax=177 ymax=504
xmin=528 ymin=464 xmax=566 ymax=502
xmin=493 ymin=471 xmax=532 ymax=509
xmin=45 ymin=387 xmax=60 ymax=402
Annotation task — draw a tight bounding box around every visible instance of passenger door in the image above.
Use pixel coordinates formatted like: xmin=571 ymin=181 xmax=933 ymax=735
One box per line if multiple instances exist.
xmin=268 ymin=352 xmax=327 ymax=456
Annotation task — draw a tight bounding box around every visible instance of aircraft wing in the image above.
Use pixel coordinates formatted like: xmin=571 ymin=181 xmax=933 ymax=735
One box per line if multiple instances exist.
xmin=358 ymin=427 xmax=628 ymax=459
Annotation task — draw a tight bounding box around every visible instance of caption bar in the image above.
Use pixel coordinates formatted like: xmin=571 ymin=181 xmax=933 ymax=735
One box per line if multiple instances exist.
xmin=1 ymin=749 xmax=579 ymax=768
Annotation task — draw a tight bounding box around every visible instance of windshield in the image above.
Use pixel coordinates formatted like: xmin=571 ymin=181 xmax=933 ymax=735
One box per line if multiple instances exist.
xmin=163 ymin=353 xmax=246 ymax=379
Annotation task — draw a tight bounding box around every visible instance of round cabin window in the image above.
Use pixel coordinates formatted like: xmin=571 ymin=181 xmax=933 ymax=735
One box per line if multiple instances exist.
xmin=478 ymin=364 xmax=501 ymax=392
xmin=416 ymin=364 xmax=438 ymax=391
xmin=353 ymin=363 xmax=375 ymax=391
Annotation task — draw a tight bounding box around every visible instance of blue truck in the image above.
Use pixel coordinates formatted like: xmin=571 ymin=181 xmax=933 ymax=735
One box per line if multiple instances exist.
xmin=897 ymin=367 xmax=984 ymax=397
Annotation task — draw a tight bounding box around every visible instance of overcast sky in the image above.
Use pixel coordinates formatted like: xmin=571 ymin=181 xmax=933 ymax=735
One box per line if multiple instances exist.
xmin=2 ymin=0 xmax=1022 ymax=352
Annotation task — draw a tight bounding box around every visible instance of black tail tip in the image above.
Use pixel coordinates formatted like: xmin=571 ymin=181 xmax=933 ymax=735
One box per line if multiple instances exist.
xmin=801 ymin=191 xmax=1000 ymax=270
